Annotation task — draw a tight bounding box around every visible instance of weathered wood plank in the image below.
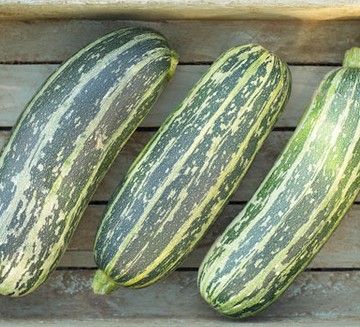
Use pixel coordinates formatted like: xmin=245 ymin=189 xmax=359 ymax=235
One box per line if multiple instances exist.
xmin=0 ymin=270 xmax=359 ymax=322
xmin=0 ymin=20 xmax=358 ymax=63
xmin=2 ymin=319 xmax=358 ymax=327
xmin=0 ymin=1 xmax=359 ymax=21
xmin=60 ymin=202 xmax=360 ymax=268
xmin=0 ymin=64 xmax=331 ymax=127
xmin=2 ymin=320 xmax=360 ymax=327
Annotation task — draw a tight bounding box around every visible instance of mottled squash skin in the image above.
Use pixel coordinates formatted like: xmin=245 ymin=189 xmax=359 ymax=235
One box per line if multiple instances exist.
xmin=0 ymin=27 xmax=177 ymax=296
xmin=93 ymin=44 xmax=291 ymax=294
xmin=198 ymin=47 xmax=360 ymax=318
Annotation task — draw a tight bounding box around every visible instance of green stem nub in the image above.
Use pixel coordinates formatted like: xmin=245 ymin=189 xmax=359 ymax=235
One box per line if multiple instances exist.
xmin=343 ymin=47 xmax=360 ymax=68
xmin=92 ymin=269 xmax=119 ymax=295
xmin=167 ymin=50 xmax=179 ymax=80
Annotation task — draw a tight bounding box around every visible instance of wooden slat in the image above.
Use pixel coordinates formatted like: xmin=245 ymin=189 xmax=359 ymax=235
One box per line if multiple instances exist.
xmin=0 ymin=1 xmax=359 ymax=21
xmin=1 ymin=320 xmax=359 ymax=327
xmin=3 ymin=321 xmax=360 ymax=327
xmin=0 ymin=64 xmax=331 ymax=128
xmin=60 ymin=202 xmax=360 ymax=268
xmin=0 ymin=20 xmax=358 ymax=63
xmin=0 ymin=270 xmax=359 ymax=323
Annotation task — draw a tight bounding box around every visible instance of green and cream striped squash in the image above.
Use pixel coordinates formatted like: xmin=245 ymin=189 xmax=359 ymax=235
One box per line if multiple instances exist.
xmin=93 ymin=44 xmax=291 ymax=294
xmin=0 ymin=27 xmax=177 ymax=297
xmin=198 ymin=47 xmax=360 ymax=318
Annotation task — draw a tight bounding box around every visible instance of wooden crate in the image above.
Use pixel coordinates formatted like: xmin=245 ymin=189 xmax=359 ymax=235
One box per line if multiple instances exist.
xmin=0 ymin=2 xmax=359 ymax=325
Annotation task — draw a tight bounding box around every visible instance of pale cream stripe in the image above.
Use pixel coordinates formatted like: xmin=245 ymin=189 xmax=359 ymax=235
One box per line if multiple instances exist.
xmin=21 ymin=68 xmax=171 ymax=296
xmin=102 ymin=45 xmax=265 ymax=220
xmin=200 ymin=69 xmax=346 ymax=295
xmin=0 ymin=28 xmax=133 ymax=167
xmin=227 ymin=80 xmax=360 ymax=314
xmin=121 ymin=55 xmax=282 ymax=285
xmin=112 ymin=51 xmax=273 ymax=281
xmin=214 ymin=72 xmax=359 ymax=310
xmin=138 ymin=62 xmax=290 ymax=289
xmin=0 ymin=40 xmax=168 ymax=295
xmin=0 ymin=33 xmax=162 ymax=239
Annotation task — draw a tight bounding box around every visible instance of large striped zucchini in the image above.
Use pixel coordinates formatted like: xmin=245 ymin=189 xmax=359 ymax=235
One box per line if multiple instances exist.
xmin=198 ymin=47 xmax=360 ymax=318
xmin=0 ymin=27 xmax=177 ymax=296
xmin=93 ymin=44 xmax=291 ymax=294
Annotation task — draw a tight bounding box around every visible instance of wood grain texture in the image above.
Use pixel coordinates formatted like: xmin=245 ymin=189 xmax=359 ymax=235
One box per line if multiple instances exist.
xmin=0 ymin=64 xmax=331 ymax=128
xmin=2 ymin=321 xmax=360 ymax=327
xmin=0 ymin=270 xmax=359 ymax=323
xmin=3 ymin=321 xmax=360 ymax=327
xmin=0 ymin=0 xmax=359 ymax=20
xmin=60 ymin=202 xmax=360 ymax=269
xmin=0 ymin=20 xmax=358 ymax=63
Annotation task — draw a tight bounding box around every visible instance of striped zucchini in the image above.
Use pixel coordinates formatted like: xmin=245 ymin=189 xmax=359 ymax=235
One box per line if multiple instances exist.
xmin=93 ymin=44 xmax=291 ymax=294
xmin=0 ymin=27 xmax=177 ymax=297
xmin=198 ymin=47 xmax=360 ymax=318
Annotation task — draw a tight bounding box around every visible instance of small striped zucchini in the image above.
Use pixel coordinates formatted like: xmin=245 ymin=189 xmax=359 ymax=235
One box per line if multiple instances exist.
xmin=198 ymin=47 xmax=360 ymax=318
xmin=93 ymin=44 xmax=291 ymax=294
xmin=0 ymin=27 xmax=177 ymax=296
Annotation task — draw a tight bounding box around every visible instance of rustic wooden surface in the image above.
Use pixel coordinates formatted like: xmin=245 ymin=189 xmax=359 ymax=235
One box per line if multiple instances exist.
xmin=0 ymin=0 xmax=359 ymax=20
xmin=1 ymin=270 xmax=360 ymax=325
xmin=0 ymin=18 xmax=359 ymax=325
xmin=0 ymin=20 xmax=359 ymax=64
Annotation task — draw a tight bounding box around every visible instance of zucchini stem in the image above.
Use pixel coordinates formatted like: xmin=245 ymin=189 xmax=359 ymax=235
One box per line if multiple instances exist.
xmin=92 ymin=269 xmax=119 ymax=295
xmin=167 ymin=50 xmax=179 ymax=80
xmin=343 ymin=47 xmax=360 ymax=68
